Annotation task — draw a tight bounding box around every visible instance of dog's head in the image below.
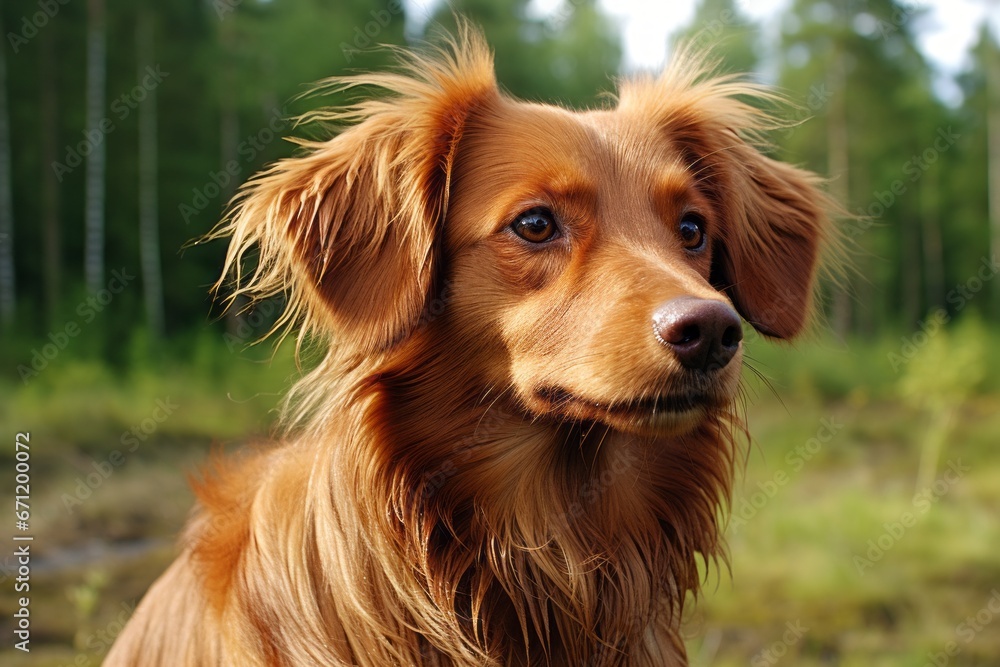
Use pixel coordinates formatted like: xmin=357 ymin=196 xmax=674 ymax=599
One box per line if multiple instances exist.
xmin=219 ymin=28 xmax=828 ymax=439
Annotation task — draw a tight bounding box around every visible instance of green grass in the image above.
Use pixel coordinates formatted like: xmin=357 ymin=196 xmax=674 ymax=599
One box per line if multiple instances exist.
xmin=2 ymin=332 xmax=299 ymax=463
xmin=1 ymin=325 xmax=997 ymax=665
xmin=686 ymin=321 xmax=1000 ymax=666
xmin=0 ymin=330 xmax=299 ymax=666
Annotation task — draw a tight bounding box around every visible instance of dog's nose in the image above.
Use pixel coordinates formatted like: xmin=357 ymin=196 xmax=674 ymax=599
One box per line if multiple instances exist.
xmin=653 ymin=297 xmax=743 ymax=371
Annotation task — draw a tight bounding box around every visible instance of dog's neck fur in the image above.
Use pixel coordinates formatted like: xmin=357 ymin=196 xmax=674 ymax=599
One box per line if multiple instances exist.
xmin=281 ymin=329 xmax=738 ymax=666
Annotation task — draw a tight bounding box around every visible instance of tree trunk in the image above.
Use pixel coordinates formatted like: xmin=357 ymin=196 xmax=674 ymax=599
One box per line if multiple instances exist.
xmin=219 ymin=17 xmax=247 ymax=337
xmin=987 ymin=32 xmax=1000 ymax=316
xmin=41 ymin=26 xmax=61 ymax=323
xmin=900 ymin=203 xmax=922 ymax=326
xmin=921 ymin=164 xmax=945 ymax=309
xmin=826 ymin=45 xmax=851 ymax=336
xmin=0 ymin=19 xmax=16 ymax=330
xmin=84 ymin=0 xmax=107 ymax=294
xmin=220 ymin=102 xmax=246 ymax=336
xmin=138 ymin=9 xmax=165 ymax=337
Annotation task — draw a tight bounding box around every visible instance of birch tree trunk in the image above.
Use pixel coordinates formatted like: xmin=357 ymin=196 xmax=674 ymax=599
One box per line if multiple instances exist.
xmin=84 ymin=0 xmax=107 ymax=294
xmin=987 ymin=30 xmax=1000 ymax=315
xmin=0 ymin=21 xmax=16 ymax=330
xmin=138 ymin=10 xmax=164 ymax=336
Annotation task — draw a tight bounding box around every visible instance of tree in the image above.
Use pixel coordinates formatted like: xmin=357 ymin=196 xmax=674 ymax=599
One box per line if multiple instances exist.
xmin=954 ymin=25 xmax=992 ymax=318
xmin=986 ymin=27 xmax=1000 ymax=313
xmin=41 ymin=21 xmax=61 ymax=323
xmin=84 ymin=0 xmax=107 ymax=294
xmin=138 ymin=7 xmax=164 ymax=336
xmin=669 ymin=0 xmax=759 ymax=75
xmin=538 ymin=0 xmax=621 ymax=105
xmin=959 ymin=22 xmax=1000 ymax=318
xmin=776 ymin=0 xmax=943 ymax=332
xmin=0 ymin=16 xmax=14 ymax=330
xmin=427 ymin=0 xmax=621 ymax=108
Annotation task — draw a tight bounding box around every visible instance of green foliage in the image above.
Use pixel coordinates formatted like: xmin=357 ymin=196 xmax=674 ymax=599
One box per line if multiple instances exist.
xmin=688 ymin=346 xmax=1000 ymax=665
xmin=897 ymin=315 xmax=988 ymax=407
xmin=67 ymin=570 xmax=109 ymax=651
xmin=427 ymin=0 xmax=621 ymax=107
xmin=1 ymin=0 xmax=995 ymax=346
xmin=895 ymin=316 xmax=989 ymax=491
xmin=670 ymin=0 xmax=759 ymax=74
xmin=745 ymin=330 xmax=888 ymax=403
xmin=0 ymin=327 xmax=297 ymax=466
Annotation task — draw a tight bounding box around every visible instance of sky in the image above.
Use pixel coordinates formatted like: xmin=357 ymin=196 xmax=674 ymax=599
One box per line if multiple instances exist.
xmin=404 ymin=0 xmax=1000 ymax=106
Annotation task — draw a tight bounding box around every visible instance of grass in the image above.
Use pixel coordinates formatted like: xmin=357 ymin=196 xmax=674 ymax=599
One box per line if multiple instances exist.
xmin=0 ymin=324 xmax=997 ymax=665
xmin=686 ymin=319 xmax=1000 ymax=666
xmin=0 ymin=329 xmax=297 ymax=666
xmin=686 ymin=396 xmax=1000 ymax=666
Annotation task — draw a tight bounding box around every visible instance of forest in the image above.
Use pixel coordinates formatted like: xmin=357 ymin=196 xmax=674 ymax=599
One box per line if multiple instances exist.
xmin=1 ymin=0 xmax=998 ymax=345
xmin=1 ymin=0 xmax=998 ymax=665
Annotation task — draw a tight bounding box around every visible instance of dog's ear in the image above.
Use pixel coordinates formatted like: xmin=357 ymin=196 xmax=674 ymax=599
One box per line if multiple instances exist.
xmin=215 ymin=31 xmax=497 ymax=354
xmin=618 ymin=56 xmax=829 ymax=340
xmin=708 ymin=147 xmax=826 ymax=339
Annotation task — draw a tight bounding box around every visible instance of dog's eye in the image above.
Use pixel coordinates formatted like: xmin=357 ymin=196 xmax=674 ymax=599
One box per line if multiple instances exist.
xmin=678 ymin=213 xmax=706 ymax=251
xmin=512 ymin=208 xmax=559 ymax=243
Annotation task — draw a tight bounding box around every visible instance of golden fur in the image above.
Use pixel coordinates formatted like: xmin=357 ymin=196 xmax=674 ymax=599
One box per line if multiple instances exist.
xmin=107 ymin=26 xmax=831 ymax=666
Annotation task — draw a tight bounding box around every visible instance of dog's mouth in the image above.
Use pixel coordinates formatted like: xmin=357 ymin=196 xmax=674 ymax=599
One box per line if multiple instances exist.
xmin=533 ymin=386 xmax=720 ymax=435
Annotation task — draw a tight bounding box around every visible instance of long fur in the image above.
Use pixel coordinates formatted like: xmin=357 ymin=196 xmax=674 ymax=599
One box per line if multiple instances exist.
xmin=107 ymin=25 xmax=832 ymax=667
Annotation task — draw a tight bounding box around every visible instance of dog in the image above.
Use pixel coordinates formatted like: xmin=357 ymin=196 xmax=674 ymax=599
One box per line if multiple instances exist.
xmin=106 ymin=25 xmax=831 ymax=667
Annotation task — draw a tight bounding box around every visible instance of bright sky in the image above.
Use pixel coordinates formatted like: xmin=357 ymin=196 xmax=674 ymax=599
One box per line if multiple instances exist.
xmin=404 ymin=0 xmax=1000 ymax=106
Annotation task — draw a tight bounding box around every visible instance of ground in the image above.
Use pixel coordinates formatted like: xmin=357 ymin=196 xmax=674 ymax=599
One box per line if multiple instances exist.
xmin=2 ymin=325 xmax=998 ymax=666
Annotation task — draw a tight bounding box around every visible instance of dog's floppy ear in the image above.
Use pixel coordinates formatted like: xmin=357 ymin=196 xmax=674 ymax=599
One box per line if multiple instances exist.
xmin=214 ymin=30 xmax=497 ymax=354
xmin=709 ymin=147 xmax=826 ymax=339
xmin=619 ymin=54 xmax=830 ymax=340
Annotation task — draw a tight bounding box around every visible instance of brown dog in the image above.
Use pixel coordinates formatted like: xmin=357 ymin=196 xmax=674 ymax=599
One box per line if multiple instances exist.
xmin=107 ymin=26 xmax=830 ymax=666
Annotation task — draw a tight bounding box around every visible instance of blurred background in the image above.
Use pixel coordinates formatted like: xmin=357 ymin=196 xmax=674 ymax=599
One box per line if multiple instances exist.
xmin=1 ymin=0 xmax=998 ymax=665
